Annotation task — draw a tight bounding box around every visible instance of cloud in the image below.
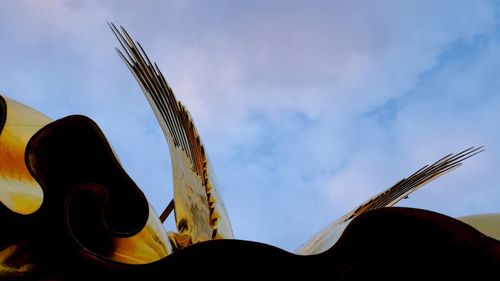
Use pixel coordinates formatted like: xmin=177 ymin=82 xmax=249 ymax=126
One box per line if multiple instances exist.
xmin=0 ymin=0 xmax=499 ymax=251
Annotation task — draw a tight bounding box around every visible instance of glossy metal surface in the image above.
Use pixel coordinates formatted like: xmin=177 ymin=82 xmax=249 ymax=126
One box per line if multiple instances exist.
xmin=110 ymin=23 xmax=234 ymax=247
xmin=297 ymin=147 xmax=484 ymax=255
xmin=112 ymin=205 xmax=172 ymax=264
xmin=0 ymin=23 xmax=498 ymax=279
xmin=0 ymin=101 xmax=170 ymax=272
xmin=459 ymin=213 xmax=500 ymax=240
xmin=0 ymin=96 xmax=50 ymax=215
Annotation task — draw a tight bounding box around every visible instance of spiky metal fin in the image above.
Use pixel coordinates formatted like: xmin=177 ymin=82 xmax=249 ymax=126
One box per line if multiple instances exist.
xmin=348 ymin=146 xmax=484 ymax=218
xmin=296 ymin=147 xmax=484 ymax=255
xmin=109 ymin=22 xmax=234 ymax=244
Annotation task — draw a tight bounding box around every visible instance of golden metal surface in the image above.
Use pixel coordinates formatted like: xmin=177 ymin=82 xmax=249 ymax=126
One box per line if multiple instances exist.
xmin=170 ymin=146 xmax=213 ymax=243
xmin=0 ymin=244 xmax=34 ymax=277
xmin=0 ymin=96 xmax=172 ymax=264
xmin=459 ymin=213 xmax=500 ymax=240
xmin=110 ymin=23 xmax=234 ymax=247
xmin=112 ymin=205 xmax=172 ymax=264
xmin=0 ymin=96 xmax=50 ymax=214
xmin=296 ymin=148 xmax=483 ymax=255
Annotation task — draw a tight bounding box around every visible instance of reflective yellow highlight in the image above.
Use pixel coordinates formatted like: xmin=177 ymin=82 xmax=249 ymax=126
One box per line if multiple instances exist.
xmin=170 ymin=145 xmax=212 ymax=244
xmin=0 ymin=244 xmax=34 ymax=275
xmin=0 ymin=97 xmax=50 ymax=214
xmin=112 ymin=206 xmax=172 ymax=264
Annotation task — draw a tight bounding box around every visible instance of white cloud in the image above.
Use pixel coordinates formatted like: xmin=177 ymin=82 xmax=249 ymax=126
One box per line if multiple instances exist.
xmin=0 ymin=0 xmax=498 ymax=251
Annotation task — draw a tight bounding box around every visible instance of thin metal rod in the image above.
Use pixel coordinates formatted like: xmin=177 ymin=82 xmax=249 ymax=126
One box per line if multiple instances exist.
xmin=160 ymin=199 xmax=175 ymax=223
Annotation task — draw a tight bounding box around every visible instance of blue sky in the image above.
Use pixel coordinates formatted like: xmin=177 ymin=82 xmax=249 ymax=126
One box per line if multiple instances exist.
xmin=1 ymin=0 xmax=499 ymax=251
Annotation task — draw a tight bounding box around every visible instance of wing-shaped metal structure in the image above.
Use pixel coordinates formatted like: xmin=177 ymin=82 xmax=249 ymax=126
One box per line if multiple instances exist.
xmin=297 ymin=147 xmax=484 ymax=254
xmin=1 ymin=22 xmax=499 ymax=279
xmin=109 ymin=23 xmax=233 ymax=248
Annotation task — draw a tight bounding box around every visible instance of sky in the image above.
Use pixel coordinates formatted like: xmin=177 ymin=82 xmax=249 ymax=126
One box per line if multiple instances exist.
xmin=0 ymin=0 xmax=499 ymax=251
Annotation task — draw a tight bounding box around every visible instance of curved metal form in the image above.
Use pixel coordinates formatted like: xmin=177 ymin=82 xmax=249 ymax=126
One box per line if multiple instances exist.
xmin=297 ymin=147 xmax=484 ymax=254
xmin=0 ymin=96 xmax=50 ymax=215
xmin=0 ymin=23 xmax=498 ymax=279
xmin=109 ymin=23 xmax=234 ymax=248
xmin=459 ymin=213 xmax=500 ymax=240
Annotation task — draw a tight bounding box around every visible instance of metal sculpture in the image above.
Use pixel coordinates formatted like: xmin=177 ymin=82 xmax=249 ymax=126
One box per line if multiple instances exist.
xmin=0 ymin=23 xmax=498 ymax=280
